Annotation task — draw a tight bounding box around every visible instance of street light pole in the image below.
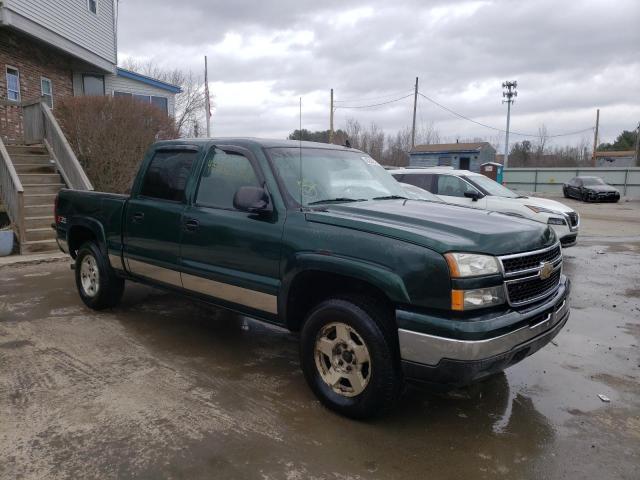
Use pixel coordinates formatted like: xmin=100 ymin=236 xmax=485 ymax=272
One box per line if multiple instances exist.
xmin=502 ymin=81 xmax=517 ymax=168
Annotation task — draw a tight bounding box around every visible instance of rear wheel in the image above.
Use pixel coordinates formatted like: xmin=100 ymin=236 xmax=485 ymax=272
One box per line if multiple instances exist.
xmin=75 ymin=242 xmax=124 ymax=310
xmin=300 ymin=296 xmax=402 ymax=419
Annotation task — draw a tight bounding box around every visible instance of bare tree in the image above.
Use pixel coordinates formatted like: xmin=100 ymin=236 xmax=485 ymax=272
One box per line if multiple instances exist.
xmin=119 ymin=58 xmax=207 ymax=137
xmin=344 ymin=118 xmax=363 ymax=149
xmin=415 ymin=121 xmax=441 ymax=146
xmin=535 ymin=123 xmax=549 ymax=158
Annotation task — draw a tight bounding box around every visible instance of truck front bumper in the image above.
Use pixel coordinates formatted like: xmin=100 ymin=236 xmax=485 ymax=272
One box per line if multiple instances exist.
xmin=398 ymin=276 xmax=570 ymax=387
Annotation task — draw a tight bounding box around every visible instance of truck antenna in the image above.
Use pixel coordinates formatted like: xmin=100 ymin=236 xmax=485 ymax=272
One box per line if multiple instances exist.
xmin=299 ymin=96 xmax=303 ymax=210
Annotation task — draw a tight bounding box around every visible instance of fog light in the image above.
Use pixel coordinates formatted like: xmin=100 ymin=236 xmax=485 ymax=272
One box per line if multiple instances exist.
xmin=452 ymin=286 xmax=506 ymax=311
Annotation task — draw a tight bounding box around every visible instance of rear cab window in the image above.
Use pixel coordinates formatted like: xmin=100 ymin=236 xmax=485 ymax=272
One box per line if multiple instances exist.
xmin=139 ymin=150 xmax=198 ymax=202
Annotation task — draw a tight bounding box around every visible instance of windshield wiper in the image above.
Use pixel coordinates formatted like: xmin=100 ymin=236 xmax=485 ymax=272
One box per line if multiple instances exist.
xmin=307 ymin=198 xmax=367 ymax=205
xmin=372 ymin=195 xmax=408 ymax=200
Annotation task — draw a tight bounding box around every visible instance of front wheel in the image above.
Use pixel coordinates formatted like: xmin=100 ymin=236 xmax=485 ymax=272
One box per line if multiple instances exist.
xmin=300 ymin=296 xmax=402 ymax=419
xmin=75 ymin=242 xmax=125 ymax=310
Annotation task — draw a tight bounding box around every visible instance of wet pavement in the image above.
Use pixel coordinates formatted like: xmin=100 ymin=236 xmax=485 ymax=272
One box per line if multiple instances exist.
xmin=1 ymin=201 xmax=639 ymax=479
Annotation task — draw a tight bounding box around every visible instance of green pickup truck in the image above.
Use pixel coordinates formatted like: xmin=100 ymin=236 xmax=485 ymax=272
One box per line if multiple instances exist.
xmin=55 ymin=138 xmax=570 ymax=418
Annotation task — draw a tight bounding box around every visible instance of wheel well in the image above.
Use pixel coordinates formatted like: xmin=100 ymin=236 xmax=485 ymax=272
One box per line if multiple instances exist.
xmin=68 ymin=226 xmax=97 ymax=258
xmin=285 ymin=270 xmax=395 ymax=331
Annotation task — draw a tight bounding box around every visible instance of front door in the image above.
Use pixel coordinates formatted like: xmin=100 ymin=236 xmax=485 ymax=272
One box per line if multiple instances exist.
xmin=123 ymin=147 xmax=199 ymax=287
xmin=459 ymin=157 xmax=470 ymax=170
xmin=179 ymin=146 xmax=285 ymax=317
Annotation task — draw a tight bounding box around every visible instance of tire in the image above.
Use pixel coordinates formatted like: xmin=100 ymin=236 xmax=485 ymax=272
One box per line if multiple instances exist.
xmin=300 ymin=296 xmax=402 ymax=419
xmin=581 ymin=191 xmax=589 ymax=202
xmin=563 ymin=188 xmax=569 ymax=199
xmin=75 ymin=242 xmax=125 ymax=310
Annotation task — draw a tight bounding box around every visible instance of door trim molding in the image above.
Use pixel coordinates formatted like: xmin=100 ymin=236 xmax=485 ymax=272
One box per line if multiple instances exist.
xmin=123 ymin=256 xmax=278 ymax=314
xmin=182 ymin=272 xmax=277 ymax=314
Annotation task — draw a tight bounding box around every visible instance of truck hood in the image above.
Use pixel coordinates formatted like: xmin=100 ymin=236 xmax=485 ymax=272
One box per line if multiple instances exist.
xmin=498 ymin=196 xmax=575 ymax=214
xmin=306 ymin=199 xmax=556 ymax=256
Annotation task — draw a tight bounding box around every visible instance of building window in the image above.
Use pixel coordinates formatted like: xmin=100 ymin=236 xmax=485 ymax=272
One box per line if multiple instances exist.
xmin=150 ymin=96 xmax=168 ymax=114
xmin=41 ymin=77 xmax=53 ymax=108
xmin=87 ymin=0 xmax=97 ymax=15
xmin=83 ymin=74 xmax=104 ymax=96
xmin=6 ymin=67 xmax=20 ymax=102
xmin=115 ymin=91 xmax=169 ymax=114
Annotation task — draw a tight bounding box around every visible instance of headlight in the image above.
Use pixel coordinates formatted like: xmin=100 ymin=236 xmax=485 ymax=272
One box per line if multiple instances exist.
xmin=451 ymin=286 xmax=505 ymax=311
xmin=445 ymin=252 xmax=500 ymax=277
xmin=547 ymin=217 xmax=566 ymax=225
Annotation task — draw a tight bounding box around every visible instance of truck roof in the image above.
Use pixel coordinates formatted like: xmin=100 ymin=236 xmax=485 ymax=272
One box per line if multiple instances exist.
xmin=153 ymin=137 xmax=361 ymax=152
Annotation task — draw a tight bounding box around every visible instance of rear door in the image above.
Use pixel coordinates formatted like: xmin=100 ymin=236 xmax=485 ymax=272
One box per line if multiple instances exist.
xmin=433 ymin=174 xmax=487 ymax=209
xmin=123 ymin=146 xmax=199 ymax=287
xmin=179 ymin=146 xmax=285 ymax=317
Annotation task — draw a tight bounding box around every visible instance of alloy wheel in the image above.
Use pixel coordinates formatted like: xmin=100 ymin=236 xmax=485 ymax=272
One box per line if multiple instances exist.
xmin=314 ymin=322 xmax=371 ymax=397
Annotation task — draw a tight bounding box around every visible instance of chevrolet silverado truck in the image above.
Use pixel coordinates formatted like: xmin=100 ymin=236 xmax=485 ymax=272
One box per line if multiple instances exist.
xmin=54 ymin=139 xmax=570 ymax=419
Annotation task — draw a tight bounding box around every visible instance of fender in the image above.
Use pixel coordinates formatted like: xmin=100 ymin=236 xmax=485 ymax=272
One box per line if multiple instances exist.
xmin=66 ymin=216 xmax=108 ymax=258
xmin=279 ymin=252 xmax=411 ymax=324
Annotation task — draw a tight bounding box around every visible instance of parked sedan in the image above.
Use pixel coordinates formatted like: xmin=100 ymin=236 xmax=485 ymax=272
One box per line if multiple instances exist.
xmin=391 ymin=168 xmax=580 ymax=247
xmin=563 ymin=176 xmax=620 ymax=203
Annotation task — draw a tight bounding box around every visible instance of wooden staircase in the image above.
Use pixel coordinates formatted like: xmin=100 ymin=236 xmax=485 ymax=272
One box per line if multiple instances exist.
xmin=6 ymin=144 xmax=63 ymax=253
xmin=1 ymin=100 xmax=93 ymax=255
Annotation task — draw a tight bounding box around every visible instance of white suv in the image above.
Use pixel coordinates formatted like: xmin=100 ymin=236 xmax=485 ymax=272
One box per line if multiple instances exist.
xmin=391 ymin=167 xmax=580 ymax=247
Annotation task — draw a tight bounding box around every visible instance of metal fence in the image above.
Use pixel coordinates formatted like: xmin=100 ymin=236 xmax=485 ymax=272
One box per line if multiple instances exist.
xmin=504 ymin=167 xmax=640 ymax=198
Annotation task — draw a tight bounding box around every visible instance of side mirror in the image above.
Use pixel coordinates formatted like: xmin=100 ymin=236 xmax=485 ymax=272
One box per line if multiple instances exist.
xmin=464 ymin=190 xmax=483 ymax=202
xmin=233 ymin=186 xmax=273 ymax=214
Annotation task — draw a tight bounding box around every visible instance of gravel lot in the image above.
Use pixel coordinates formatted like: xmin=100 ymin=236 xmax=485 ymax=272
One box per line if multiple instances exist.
xmin=1 ymin=199 xmax=639 ymax=479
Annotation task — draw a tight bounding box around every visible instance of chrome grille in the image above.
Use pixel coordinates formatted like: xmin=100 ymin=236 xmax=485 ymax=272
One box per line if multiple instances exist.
xmin=499 ymin=243 xmax=563 ymax=306
xmin=501 ymin=244 xmax=561 ymax=275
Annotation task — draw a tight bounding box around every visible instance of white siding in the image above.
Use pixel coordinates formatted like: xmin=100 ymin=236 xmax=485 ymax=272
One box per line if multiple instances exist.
xmin=4 ymin=0 xmax=116 ymax=66
xmin=105 ymin=75 xmax=177 ymax=117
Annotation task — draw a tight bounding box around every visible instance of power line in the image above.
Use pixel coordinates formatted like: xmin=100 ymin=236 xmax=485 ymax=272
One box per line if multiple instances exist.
xmin=336 ymin=93 xmax=414 ymax=109
xmin=418 ymin=91 xmax=594 ymax=138
xmin=334 ymin=89 xmax=414 ymax=104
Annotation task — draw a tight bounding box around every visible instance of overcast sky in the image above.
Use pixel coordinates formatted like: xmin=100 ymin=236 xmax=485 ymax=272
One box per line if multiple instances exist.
xmin=117 ymin=0 xmax=640 ymax=148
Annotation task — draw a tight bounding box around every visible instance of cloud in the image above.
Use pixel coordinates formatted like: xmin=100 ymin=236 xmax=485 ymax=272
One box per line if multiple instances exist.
xmin=117 ymin=0 xmax=640 ymax=145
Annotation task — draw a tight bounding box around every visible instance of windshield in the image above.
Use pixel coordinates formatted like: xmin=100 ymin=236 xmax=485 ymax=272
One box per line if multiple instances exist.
xmin=268 ymin=148 xmax=408 ymax=206
xmin=581 ymin=177 xmax=606 ymax=186
xmin=465 ymin=174 xmax=519 ymax=198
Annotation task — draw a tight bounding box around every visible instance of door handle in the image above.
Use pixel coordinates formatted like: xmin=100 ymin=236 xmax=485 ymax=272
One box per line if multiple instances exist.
xmin=132 ymin=212 xmax=145 ymax=223
xmin=184 ymin=218 xmax=200 ymax=231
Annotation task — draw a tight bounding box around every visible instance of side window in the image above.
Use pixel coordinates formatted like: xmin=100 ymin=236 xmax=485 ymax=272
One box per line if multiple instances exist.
xmin=405 ymin=174 xmax=435 ymax=192
xmin=392 ymin=174 xmax=405 ymax=183
xmin=436 ymin=175 xmax=475 ymax=197
xmin=41 ymin=77 xmax=53 ymax=108
xmin=196 ymin=149 xmax=260 ymax=209
xmin=6 ymin=67 xmax=20 ymax=101
xmin=575 ymin=179 xmax=582 ymax=187
xmin=139 ymin=150 xmax=197 ymax=202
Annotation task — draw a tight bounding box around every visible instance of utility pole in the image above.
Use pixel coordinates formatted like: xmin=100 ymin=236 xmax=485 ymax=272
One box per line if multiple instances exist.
xmin=411 ymin=77 xmax=419 ymax=149
xmin=592 ymin=109 xmax=600 ymax=167
xmin=329 ymin=88 xmax=334 ymax=144
xmin=635 ymin=121 xmax=640 ymax=166
xmin=204 ymin=55 xmax=211 ymax=137
xmin=502 ymin=81 xmax=517 ymax=168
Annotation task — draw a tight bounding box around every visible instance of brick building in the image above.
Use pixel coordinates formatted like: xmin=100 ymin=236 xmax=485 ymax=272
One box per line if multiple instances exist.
xmin=0 ymin=0 xmax=179 ymax=142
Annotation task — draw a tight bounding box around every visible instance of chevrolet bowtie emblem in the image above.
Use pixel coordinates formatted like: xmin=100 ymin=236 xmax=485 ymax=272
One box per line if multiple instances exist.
xmin=539 ymin=261 xmax=553 ymax=280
